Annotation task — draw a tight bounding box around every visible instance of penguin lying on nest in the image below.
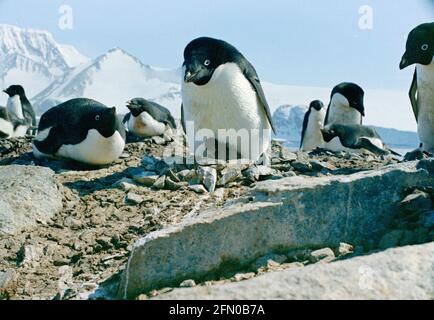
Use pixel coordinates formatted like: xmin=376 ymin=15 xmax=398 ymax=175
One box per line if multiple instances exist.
xmin=321 ymin=123 xmax=401 ymax=156
xmin=123 ymin=98 xmax=176 ymax=139
xmin=33 ymin=98 xmax=126 ymax=165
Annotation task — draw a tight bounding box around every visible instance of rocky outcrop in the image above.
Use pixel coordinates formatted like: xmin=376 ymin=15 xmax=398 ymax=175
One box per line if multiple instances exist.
xmin=0 ymin=165 xmax=62 ymax=235
xmin=117 ymin=159 xmax=434 ymax=299
xmin=152 ymin=243 xmax=434 ymax=300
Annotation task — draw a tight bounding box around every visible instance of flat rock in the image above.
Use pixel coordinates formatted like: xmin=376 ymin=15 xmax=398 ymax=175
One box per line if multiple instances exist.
xmin=117 ymin=160 xmax=434 ymax=299
xmin=0 ymin=165 xmax=62 ymax=235
xmin=154 ymin=243 xmax=434 ymax=300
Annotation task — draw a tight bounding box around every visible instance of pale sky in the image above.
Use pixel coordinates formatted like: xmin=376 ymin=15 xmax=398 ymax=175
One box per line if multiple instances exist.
xmin=0 ymin=0 xmax=432 ymax=89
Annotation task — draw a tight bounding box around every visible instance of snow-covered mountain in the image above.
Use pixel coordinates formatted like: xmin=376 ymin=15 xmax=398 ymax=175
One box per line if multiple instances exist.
xmin=272 ymin=104 xmax=419 ymax=151
xmin=32 ymin=48 xmax=182 ymax=115
xmin=0 ymin=24 xmax=89 ymax=103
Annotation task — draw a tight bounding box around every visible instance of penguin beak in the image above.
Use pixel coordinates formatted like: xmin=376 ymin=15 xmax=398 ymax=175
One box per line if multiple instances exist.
xmin=400 ymin=52 xmax=412 ymax=69
xmin=184 ymin=70 xmax=199 ymax=83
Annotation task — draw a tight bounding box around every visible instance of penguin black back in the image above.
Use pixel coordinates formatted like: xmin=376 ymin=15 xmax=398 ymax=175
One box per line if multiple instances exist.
xmin=37 ymin=98 xmax=125 ymax=147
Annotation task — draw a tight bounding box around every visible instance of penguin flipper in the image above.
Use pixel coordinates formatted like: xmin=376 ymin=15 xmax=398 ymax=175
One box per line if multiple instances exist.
xmin=355 ymin=137 xmax=389 ymax=156
xmin=242 ymin=63 xmax=276 ymax=133
xmin=300 ymin=109 xmax=310 ymax=149
xmin=181 ymin=104 xmax=186 ymax=134
xmin=409 ymin=69 xmax=419 ymax=122
xmin=324 ymin=102 xmax=331 ymax=125
xmin=122 ymin=112 xmax=131 ymax=125
xmin=33 ymin=126 xmax=65 ymax=155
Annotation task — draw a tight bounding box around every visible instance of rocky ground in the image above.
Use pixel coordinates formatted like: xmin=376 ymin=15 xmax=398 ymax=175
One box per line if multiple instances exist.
xmin=0 ymin=135 xmax=432 ymax=300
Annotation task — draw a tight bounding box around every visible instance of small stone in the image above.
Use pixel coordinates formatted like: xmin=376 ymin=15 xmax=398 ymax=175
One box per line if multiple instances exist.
xmin=63 ymin=217 xmax=83 ymax=230
xmin=400 ymin=191 xmax=432 ymax=215
xmin=152 ymin=176 xmax=166 ymax=190
xmin=0 ymin=270 xmax=17 ymax=299
xmin=165 ymin=177 xmax=183 ymax=191
xmin=244 ymin=166 xmax=276 ymax=182
xmin=379 ymin=230 xmax=404 ymax=249
xmin=180 ymin=279 xmax=196 ymax=288
xmin=218 ymin=167 xmax=242 ymax=186
xmin=309 ymin=248 xmax=336 ymax=263
xmin=132 ymin=171 xmax=158 ymax=187
xmin=119 ymin=152 xmax=130 ymax=159
xmin=336 ymin=242 xmax=354 ymax=257
xmin=287 ymin=249 xmax=312 ymax=262
xmin=152 ymin=136 xmax=166 ymax=145
xmin=189 ymin=184 xmax=208 ymax=194
xmin=125 ymin=192 xmax=144 ymax=205
xmin=310 ymin=160 xmax=336 ymax=171
xmin=280 ymin=149 xmax=297 ymax=162
xmin=177 ymin=170 xmax=197 ymax=182
xmin=251 ymin=253 xmax=287 ymax=270
xmin=233 ymin=273 xmax=256 ymax=282
xmin=280 ymin=262 xmax=304 ymax=269
xmin=198 ymin=166 xmax=217 ymax=193
xmin=291 ymin=161 xmax=313 ymax=173
xmin=115 ymin=178 xmax=137 ymax=191
xmin=18 ymin=245 xmax=43 ymax=267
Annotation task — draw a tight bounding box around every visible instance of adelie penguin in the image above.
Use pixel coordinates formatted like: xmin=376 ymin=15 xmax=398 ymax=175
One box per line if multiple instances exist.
xmin=321 ymin=123 xmax=400 ymax=156
xmin=3 ymin=85 xmax=37 ymax=135
xmin=324 ymin=82 xmax=365 ymax=126
xmin=400 ymin=22 xmax=434 ymax=153
xmin=181 ymin=37 xmax=275 ymax=162
xmin=123 ymin=98 xmax=176 ymax=138
xmin=33 ymin=98 xmax=126 ymax=165
xmin=300 ymin=100 xmax=326 ymax=152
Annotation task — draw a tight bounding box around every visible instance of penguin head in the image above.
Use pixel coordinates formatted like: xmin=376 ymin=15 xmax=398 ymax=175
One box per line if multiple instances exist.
xmin=126 ymin=98 xmax=148 ymax=117
xmin=89 ymin=106 xmax=119 ymax=138
xmin=400 ymin=23 xmax=434 ymax=69
xmin=183 ymin=37 xmax=241 ymax=86
xmin=331 ymin=82 xmax=365 ymax=116
xmin=309 ymin=100 xmax=325 ymax=112
xmin=321 ymin=124 xmax=342 ymax=143
xmin=3 ymin=85 xmax=26 ymax=98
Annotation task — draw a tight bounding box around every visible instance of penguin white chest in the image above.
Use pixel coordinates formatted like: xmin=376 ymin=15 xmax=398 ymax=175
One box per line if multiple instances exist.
xmin=416 ymin=62 xmax=434 ymax=151
xmin=128 ymin=112 xmax=166 ymax=137
xmin=327 ymin=94 xmax=362 ymax=125
xmin=6 ymin=95 xmax=24 ymax=119
xmin=0 ymin=118 xmax=14 ymax=137
xmin=301 ymin=109 xmax=326 ymax=151
xmin=57 ymin=129 xmax=125 ymax=165
xmin=182 ymin=63 xmax=271 ymax=159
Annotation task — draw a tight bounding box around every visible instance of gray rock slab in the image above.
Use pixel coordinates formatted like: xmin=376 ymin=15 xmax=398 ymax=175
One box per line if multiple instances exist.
xmin=154 ymin=243 xmax=434 ymax=300
xmin=0 ymin=165 xmax=62 ymax=235
xmin=117 ymin=160 xmax=434 ymax=299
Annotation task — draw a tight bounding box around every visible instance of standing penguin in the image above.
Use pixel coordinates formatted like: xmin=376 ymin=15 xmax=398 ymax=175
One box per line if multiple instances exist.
xmin=321 ymin=123 xmax=400 ymax=156
xmin=181 ymin=37 xmax=275 ymax=162
xmin=33 ymin=98 xmax=126 ymax=165
xmin=400 ymin=22 xmax=434 ymax=153
xmin=123 ymin=98 xmax=176 ymax=138
xmin=324 ymin=82 xmax=365 ymax=126
xmin=300 ymin=100 xmax=326 ymax=152
xmin=3 ymin=85 xmax=37 ymax=135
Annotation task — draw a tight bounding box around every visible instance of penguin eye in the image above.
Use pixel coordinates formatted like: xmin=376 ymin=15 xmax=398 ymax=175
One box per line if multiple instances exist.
xmin=95 ymin=115 xmax=100 ymax=121
xmin=204 ymin=59 xmax=211 ymax=67
xmin=421 ymin=44 xmax=429 ymax=51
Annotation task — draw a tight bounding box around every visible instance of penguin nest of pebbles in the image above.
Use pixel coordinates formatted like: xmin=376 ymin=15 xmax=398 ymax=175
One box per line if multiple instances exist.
xmin=0 ymin=135 xmax=415 ymax=300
